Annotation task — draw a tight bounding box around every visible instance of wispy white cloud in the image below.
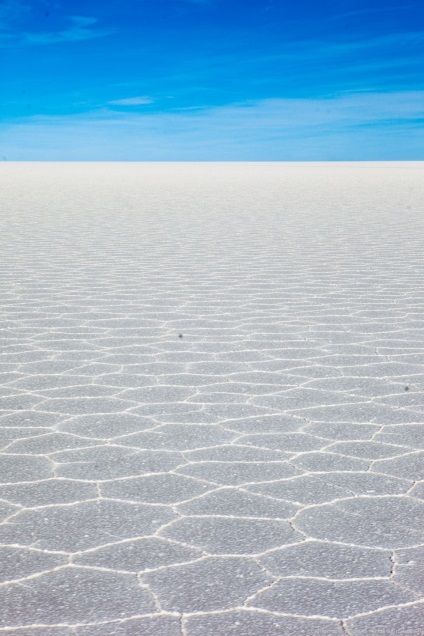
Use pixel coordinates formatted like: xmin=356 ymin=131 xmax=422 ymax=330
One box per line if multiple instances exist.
xmin=182 ymin=0 xmax=214 ymax=4
xmin=1 ymin=91 xmax=423 ymax=160
xmin=22 ymin=16 xmax=112 ymax=45
xmin=307 ymin=3 xmax=422 ymax=29
xmin=232 ymin=30 xmax=424 ymax=69
xmin=114 ymin=29 xmax=423 ymax=103
xmin=0 ymin=14 xmax=112 ymax=47
xmin=0 ymin=0 xmax=29 ymax=27
xmin=108 ymin=96 xmax=155 ymax=106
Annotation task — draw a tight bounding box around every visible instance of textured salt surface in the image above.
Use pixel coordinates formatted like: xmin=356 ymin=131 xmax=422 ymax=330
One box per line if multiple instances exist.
xmin=0 ymin=162 xmax=423 ymax=635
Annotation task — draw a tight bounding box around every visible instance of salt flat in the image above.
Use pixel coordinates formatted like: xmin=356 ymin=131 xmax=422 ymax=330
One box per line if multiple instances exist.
xmin=0 ymin=162 xmax=423 ymax=635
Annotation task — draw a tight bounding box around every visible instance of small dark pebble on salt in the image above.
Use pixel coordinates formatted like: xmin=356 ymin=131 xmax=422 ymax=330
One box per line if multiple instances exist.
xmin=405 ymin=386 xmax=409 ymax=391
xmin=178 ymin=334 xmax=183 ymax=338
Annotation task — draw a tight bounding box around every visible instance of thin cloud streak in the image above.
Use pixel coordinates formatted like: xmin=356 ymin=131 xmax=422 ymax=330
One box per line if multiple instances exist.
xmin=1 ymin=91 xmax=423 ymax=160
xmin=0 ymin=0 xmax=29 ymax=26
xmin=108 ymin=97 xmax=155 ymax=106
xmin=118 ymin=29 xmax=424 ymax=100
xmin=0 ymin=15 xmax=113 ymax=47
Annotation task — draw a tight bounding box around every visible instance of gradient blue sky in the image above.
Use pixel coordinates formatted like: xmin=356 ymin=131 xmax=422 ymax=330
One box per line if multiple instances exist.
xmin=0 ymin=0 xmax=423 ymax=160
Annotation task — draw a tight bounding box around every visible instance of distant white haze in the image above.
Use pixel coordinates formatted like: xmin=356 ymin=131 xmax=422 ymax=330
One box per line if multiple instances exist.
xmin=1 ymin=91 xmax=423 ymax=161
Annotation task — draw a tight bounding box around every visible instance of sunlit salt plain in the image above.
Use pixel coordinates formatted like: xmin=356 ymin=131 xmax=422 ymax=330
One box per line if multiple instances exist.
xmin=0 ymin=162 xmax=423 ymax=635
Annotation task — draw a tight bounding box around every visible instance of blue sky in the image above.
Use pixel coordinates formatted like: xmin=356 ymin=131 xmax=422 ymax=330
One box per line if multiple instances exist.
xmin=0 ymin=0 xmax=423 ymax=160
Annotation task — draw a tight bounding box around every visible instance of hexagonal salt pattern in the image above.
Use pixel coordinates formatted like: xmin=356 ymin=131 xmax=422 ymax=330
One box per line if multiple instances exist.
xmin=0 ymin=162 xmax=424 ymax=635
